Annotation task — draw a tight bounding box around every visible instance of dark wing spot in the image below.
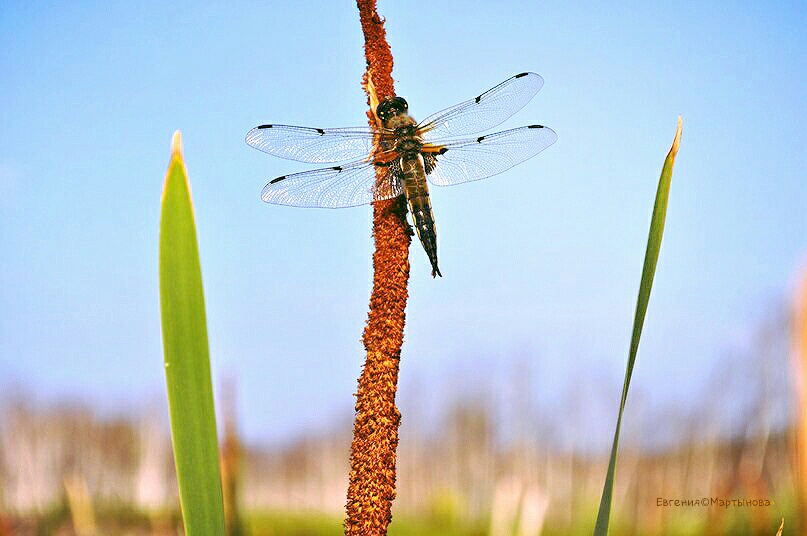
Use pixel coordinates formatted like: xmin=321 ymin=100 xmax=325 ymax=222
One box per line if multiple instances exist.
xmin=316 ymin=128 xmax=325 ymax=135
xmin=374 ymin=161 xmax=392 ymax=167
xmin=332 ymin=166 xmax=342 ymax=171
xmin=515 ymin=72 xmax=529 ymax=78
xmin=476 ymin=136 xmax=485 ymax=143
xmin=528 ymin=124 xmax=545 ymax=129
xmin=269 ymin=175 xmax=286 ymax=184
xmin=257 ymin=124 xmax=272 ymax=129
xmin=475 ymin=95 xmax=482 ymax=103
xmin=437 ymin=147 xmax=448 ymax=155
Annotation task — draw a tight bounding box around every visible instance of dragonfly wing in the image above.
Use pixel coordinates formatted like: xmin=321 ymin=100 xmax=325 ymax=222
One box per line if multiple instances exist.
xmin=261 ymin=158 xmax=403 ymax=208
xmin=424 ymin=125 xmax=557 ymax=187
xmin=418 ymin=73 xmax=544 ymax=141
xmin=246 ymin=124 xmax=377 ymax=163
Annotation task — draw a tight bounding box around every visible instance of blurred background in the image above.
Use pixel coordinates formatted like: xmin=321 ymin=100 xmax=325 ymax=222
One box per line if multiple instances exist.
xmin=1 ymin=0 xmax=805 ymax=534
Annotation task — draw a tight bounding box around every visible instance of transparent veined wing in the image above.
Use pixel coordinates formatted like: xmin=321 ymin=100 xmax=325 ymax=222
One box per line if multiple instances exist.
xmin=246 ymin=124 xmax=378 ymax=163
xmin=423 ymin=125 xmax=557 ymax=187
xmin=261 ymin=158 xmax=404 ymax=208
xmin=418 ymin=73 xmax=544 ymax=141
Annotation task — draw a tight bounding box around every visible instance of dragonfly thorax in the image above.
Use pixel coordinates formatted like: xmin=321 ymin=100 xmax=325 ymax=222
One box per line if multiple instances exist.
xmin=383 ymin=112 xmax=416 ymax=131
xmin=396 ymin=136 xmax=422 ymax=155
xmin=394 ymin=124 xmax=418 ymax=137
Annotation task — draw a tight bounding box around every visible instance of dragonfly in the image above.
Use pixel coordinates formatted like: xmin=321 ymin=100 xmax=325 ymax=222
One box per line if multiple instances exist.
xmin=246 ymin=72 xmax=557 ymax=277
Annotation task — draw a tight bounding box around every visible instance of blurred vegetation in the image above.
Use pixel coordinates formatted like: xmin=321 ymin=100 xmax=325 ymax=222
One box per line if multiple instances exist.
xmin=2 ymin=504 xmax=796 ymax=535
xmin=0 ymin=299 xmax=799 ymax=534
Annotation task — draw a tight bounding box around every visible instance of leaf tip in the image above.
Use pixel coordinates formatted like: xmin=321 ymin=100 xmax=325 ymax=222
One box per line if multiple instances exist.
xmin=671 ymin=116 xmax=682 ymax=155
xmin=171 ymin=130 xmax=183 ymax=156
xmin=162 ymin=130 xmax=186 ymax=205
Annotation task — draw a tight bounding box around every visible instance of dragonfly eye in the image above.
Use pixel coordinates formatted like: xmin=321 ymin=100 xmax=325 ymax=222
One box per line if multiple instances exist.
xmin=376 ymin=96 xmax=408 ymax=121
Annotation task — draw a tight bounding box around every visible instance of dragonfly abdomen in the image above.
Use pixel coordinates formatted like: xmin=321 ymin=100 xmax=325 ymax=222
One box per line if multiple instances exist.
xmin=400 ymin=153 xmax=441 ymax=278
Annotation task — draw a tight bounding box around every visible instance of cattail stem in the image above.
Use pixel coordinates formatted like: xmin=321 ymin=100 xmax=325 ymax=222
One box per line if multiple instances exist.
xmin=344 ymin=1 xmax=411 ymax=534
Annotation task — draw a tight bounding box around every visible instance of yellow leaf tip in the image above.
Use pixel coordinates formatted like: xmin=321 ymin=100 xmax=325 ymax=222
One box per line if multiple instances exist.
xmin=671 ymin=116 xmax=683 ymax=155
xmin=161 ymin=131 xmax=184 ymax=204
xmin=171 ymin=130 xmax=183 ymax=156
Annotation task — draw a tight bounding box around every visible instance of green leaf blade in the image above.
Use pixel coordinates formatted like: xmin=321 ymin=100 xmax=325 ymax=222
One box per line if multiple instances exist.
xmin=159 ymin=131 xmax=225 ymax=535
xmin=593 ymin=117 xmax=682 ymax=536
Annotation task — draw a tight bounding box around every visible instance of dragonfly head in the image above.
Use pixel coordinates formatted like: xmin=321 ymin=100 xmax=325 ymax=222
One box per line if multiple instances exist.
xmin=376 ymin=96 xmax=409 ymax=125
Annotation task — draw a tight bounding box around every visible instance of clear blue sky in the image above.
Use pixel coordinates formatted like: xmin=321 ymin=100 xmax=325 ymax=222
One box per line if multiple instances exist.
xmin=1 ymin=1 xmax=805 ymax=443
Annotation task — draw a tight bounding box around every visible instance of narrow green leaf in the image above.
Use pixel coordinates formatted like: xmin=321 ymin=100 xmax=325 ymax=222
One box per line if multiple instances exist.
xmin=159 ymin=131 xmax=225 ymax=535
xmin=593 ymin=117 xmax=682 ymax=535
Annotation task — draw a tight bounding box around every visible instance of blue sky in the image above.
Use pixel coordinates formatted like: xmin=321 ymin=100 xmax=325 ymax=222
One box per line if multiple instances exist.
xmin=1 ymin=1 xmax=805 ymax=443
